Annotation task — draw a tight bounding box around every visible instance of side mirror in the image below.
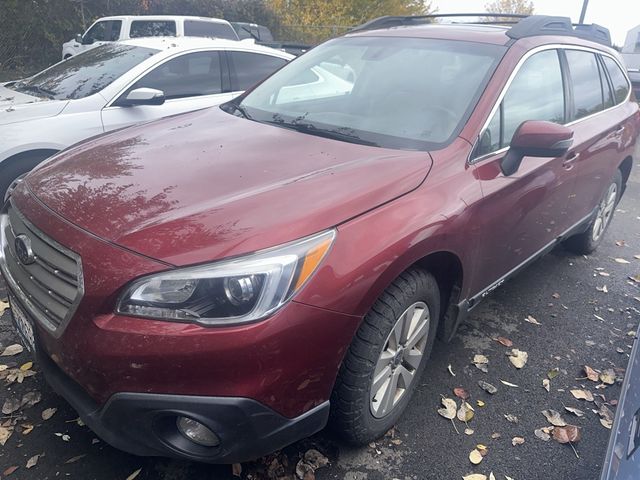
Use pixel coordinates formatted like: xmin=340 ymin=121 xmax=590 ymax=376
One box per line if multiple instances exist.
xmin=501 ymin=120 xmax=574 ymax=176
xmin=120 ymin=88 xmax=166 ymax=107
xmin=75 ymin=33 xmax=83 ymax=44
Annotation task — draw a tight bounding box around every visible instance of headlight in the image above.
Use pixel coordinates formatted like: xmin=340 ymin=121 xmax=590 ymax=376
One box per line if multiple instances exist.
xmin=116 ymin=230 xmax=335 ymax=325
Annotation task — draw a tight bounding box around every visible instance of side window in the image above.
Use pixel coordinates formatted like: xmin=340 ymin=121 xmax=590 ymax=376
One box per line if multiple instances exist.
xmin=602 ymin=56 xmax=630 ymax=105
xmin=130 ymin=20 xmax=177 ymax=38
xmin=128 ymin=51 xmax=222 ymax=100
xmin=476 ymin=50 xmax=565 ymax=157
xmin=83 ymin=21 xmax=108 ymax=43
xmin=228 ymin=52 xmax=287 ymax=91
xmin=565 ymin=50 xmax=605 ymax=120
xmin=184 ymin=21 xmax=237 ymax=40
xmin=598 ymin=58 xmax=614 ymax=109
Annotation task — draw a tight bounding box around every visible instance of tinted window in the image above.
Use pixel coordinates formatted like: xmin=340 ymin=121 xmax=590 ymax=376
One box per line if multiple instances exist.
xmin=184 ymin=20 xmax=238 ymax=40
xmin=598 ymin=58 xmax=614 ymax=109
xmin=229 ymin=52 xmax=287 ymax=91
xmin=238 ymin=37 xmax=505 ymax=150
xmin=477 ymin=50 xmax=565 ymax=156
xmin=130 ymin=51 xmax=222 ymax=99
xmin=566 ymin=50 xmax=604 ymax=120
xmin=84 ymin=20 xmax=122 ymax=43
xmin=130 ymin=20 xmax=176 ymax=38
xmin=603 ymin=56 xmax=630 ymax=104
xmin=9 ymin=44 xmax=157 ymax=100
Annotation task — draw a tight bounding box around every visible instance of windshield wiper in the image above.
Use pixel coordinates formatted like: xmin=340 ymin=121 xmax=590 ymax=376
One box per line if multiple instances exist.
xmin=224 ymin=102 xmax=252 ymax=120
xmin=13 ymin=83 xmax=56 ymax=100
xmin=272 ymin=121 xmax=379 ymax=147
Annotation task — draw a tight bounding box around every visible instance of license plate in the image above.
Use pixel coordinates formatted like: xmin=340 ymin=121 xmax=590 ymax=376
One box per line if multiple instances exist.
xmin=9 ymin=296 xmax=36 ymax=352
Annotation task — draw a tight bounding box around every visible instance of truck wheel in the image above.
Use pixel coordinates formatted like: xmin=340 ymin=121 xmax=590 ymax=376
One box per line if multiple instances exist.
xmin=330 ymin=268 xmax=440 ymax=444
xmin=564 ymin=169 xmax=622 ymax=255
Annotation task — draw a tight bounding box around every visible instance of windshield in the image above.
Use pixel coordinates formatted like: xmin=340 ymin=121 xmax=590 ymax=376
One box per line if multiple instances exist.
xmin=10 ymin=44 xmax=158 ymax=101
xmin=235 ymin=36 xmax=505 ymax=150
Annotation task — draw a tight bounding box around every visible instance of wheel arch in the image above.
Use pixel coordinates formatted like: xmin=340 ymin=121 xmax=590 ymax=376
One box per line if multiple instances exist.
xmin=0 ymin=148 xmax=60 ymax=171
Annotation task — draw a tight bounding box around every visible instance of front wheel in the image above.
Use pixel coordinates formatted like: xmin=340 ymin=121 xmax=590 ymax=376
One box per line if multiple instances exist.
xmin=329 ymin=268 xmax=440 ymax=444
xmin=564 ymin=169 xmax=622 ymax=255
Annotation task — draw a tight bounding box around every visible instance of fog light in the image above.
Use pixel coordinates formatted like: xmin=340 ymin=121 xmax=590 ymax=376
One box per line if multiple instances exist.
xmin=176 ymin=416 xmax=220 ymax=447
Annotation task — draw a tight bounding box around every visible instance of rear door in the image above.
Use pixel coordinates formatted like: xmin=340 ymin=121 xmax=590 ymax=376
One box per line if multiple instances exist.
xmin=470 ymin=49 xmax=577 ymax=288
xmin=101 ymin=50 xmax=234 ymax=133
xmin=562 ymin=49 xmax=636 ymax=224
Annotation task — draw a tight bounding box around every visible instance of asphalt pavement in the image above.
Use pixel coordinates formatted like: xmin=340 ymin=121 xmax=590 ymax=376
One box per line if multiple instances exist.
xmin=0 ymin=160 xmax=639 ymax=480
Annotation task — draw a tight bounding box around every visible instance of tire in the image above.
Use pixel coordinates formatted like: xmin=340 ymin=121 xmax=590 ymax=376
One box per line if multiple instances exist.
xmin=330 ymin=268 xmax=440 ymax=444
xmin=0 ymin=153 xmax=54 ymax=202
xmin=564 ymin=169 xmax=623 ymax=255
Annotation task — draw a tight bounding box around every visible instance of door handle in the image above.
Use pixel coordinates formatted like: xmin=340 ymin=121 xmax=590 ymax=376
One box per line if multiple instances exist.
xmin=563 ymin=151 xmax=580 ymax=168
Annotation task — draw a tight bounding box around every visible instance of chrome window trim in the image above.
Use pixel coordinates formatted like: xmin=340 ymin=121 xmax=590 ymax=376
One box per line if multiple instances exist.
xmin=468 ymin=43 xmax=632 ymax=164
xmin=0 ymin=202 xmax=85 ymax=339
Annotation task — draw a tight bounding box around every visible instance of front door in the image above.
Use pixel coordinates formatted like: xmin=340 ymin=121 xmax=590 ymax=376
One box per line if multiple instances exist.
xmin=469 ymin=48 xmax=577 ymax=293
xmin=101 ymin=50 xmax=235 ymax=133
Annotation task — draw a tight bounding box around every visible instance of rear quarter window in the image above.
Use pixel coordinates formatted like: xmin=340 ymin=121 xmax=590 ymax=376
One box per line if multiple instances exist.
xmin=184 ymin=20 xmax=238 ymax=40
xmin=602 ymin=56 xmax=631 ymax=104
xmin=130 ymin=20 xmax=177 ymax=38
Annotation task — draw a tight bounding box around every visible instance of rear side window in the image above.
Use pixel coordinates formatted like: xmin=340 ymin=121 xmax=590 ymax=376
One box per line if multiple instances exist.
xmin=476 ymin=49 xmax=565 ymax=156
xmin=129 ymin=51 xmax=222 ymax=99
xmin=602 ymin=56 xmax=630 ymax=104
xmin=228 ymin=52 xmax=287 ymax=91
xmin=565 ymin=50 xmax=605 ymax=120
xmin=130 ymin=20 xmax=177 ymax=38
xmin=184 ymin=21 xmax=238 ymax=40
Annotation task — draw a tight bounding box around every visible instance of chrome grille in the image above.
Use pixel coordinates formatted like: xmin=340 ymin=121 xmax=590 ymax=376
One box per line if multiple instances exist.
xmin=0 ymin=201 xmax=84 ymax=337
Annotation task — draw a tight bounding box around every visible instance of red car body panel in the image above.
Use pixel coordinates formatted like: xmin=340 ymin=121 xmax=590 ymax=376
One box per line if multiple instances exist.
xmin=26 ymin=108 xmax=431 ymax=266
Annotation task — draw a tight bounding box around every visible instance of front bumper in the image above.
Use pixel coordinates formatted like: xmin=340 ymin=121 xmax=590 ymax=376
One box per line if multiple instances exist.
xmin=36 ymin=334 xmax=329 ymax=463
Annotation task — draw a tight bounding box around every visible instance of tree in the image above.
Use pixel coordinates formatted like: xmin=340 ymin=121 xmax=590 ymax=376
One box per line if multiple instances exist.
xmin=267 ymin=0 xmax=435 ymax=43
xmin=484 ymin=0 xmax=534 ymax=23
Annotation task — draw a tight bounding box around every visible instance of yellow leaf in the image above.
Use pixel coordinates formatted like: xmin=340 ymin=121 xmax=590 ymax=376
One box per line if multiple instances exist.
xmin=469 ymin=448 xmax=483 ymax=465
xmin=20 ymin=362 xmax=33 ymax=371
xmin=476 ymin=400 xmax=486 ymax=407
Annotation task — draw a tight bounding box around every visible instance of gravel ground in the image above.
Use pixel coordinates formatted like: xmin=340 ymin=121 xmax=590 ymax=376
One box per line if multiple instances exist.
xmin=0 ymin=160 xmax=638 ymax=480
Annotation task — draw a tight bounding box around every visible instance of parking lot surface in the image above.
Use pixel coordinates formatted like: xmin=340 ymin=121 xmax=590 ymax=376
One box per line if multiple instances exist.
xmin=0 ymin=160 xmax=639 ymax=480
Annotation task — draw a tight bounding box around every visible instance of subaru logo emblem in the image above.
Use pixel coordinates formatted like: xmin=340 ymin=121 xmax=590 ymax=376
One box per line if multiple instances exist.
xmin=14 ymin=235 xmax=35 ymax=265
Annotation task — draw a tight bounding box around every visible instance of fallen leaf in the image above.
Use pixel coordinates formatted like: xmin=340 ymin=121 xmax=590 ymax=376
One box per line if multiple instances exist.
xmin=598 ymin=404 xmax=615 ymax=429
xmin=635 ymin=255 xmax=640 ymax=260
xmin=600 ymin=369 xmax=616 ymax=385
xmin=126 ymin=469 xmax=142 ymax=480
xmin=489 ymin=473 xmax=496 ymax=480
xmin=504 ymin=413 xmax=518 ymax=424
xmin=232 ymin=463 xmax=242 ymax=477
xmin=458 ymin=402 xmax=475 ymax=422
xmin=0 ymin=426 xmax=13 ymax=446
xmin=491 ymin=432 xmax=501 ymax=439
xmin=508 ymin=349 xmax=528 ymax=369
xmin=469 ymin=448 xmax=483 ymax=465
xmin=617 ymin=347 xmax=625 ymax=354
xmin=535 ymin=428 xmax=551 ymax=441
xmin=512 ymin=436 xmax=525 ymax=446
xmin=454 ymin=387 xmax=470 ymax=400
xmin=0 ymin=300 xmax=9 ymax=315
xmin=476 ymin=400 xmax=486 ymax=407
xmin=525 ymin=315 xmax=541 ymax=325
xmin=2 ymin=466 xmax=18 ymax=476
xmin=55 ymin=432 xmax=70 ymax=442
xmin=542 ymin=409 xmax=567 ymax=427
xmin=65 ymin=455 xmax=85 ymax=464
xmin=597 ymin=285 xmax=609 ymax=293
xmin=584 ymin=365 xmax=599 ymax=382
xmin=614 ymin=258 xmax=630 ymax=264
xmin=465 ymin=428 xmax=475 ymax=435
xmin=463 ymin=475 xmax=487 ymax=480
xmin=2 ymin=397 xmax=20 ymax=415
xmin=19 ymin=362 xmax=32 ymax=371
xmin=496 ymin=336 xmax=513 ymax=347
xmin=41 ymin=408 xmax=57 ymax=420
xmin=1 ymin=344 xmax=23 ymax=356
xmin=500 ymin=380 xmax=519 ymax=388
xmin=571 ymin=389 xmax=594 ymax=402
xmin=552 ymin=292 xmax=561 ymax=299
xmin=26 ymin=454 xmax=40 ymax=469
xmin=565 ymin=406 xmax=585 ymax=417
xmin=548 ymin=368 xmax=560 ymax=379
xmin=21 ymin=391 xmax=41 ymax=409
xmin=473 ymin=354 xmax=489 ymax=373
xmin=296 ymin=449 xmax=329 ymax=479
xmin=553 ymin=425 xmax=581 ymax=444
xmin=438 ymin=397 xmax=457 ymax=420
xmin=543 ymin=379 xmax=550 ymax=392
xmin=478 ymin=380 xmax=497 ymax=394
xmin=448 ymin=364 xmax=456 ymax=377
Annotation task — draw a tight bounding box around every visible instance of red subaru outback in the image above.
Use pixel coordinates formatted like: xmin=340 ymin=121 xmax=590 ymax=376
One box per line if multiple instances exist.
xmin=1 ymin=15 xmax=638 ymax=463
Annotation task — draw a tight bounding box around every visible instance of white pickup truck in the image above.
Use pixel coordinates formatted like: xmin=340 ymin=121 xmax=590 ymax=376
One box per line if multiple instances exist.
xmin=61 ymin=15 xmax=239 ymax=59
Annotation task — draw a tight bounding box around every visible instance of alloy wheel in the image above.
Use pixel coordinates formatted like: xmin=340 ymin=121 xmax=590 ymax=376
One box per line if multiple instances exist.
xmin=592 ymin=182 xmax=617 ymax=242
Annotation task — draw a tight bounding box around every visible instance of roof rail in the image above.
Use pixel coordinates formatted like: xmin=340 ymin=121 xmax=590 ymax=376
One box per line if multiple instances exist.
xmin=349 ymin=13 xmax=612 ymax=47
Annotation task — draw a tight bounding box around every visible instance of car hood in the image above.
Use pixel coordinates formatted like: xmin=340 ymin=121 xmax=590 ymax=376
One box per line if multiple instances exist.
xmin=0 ymin=85 xmax=68 ymax=126
xmin=25 ymin=107 xmax=431 ymax=266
